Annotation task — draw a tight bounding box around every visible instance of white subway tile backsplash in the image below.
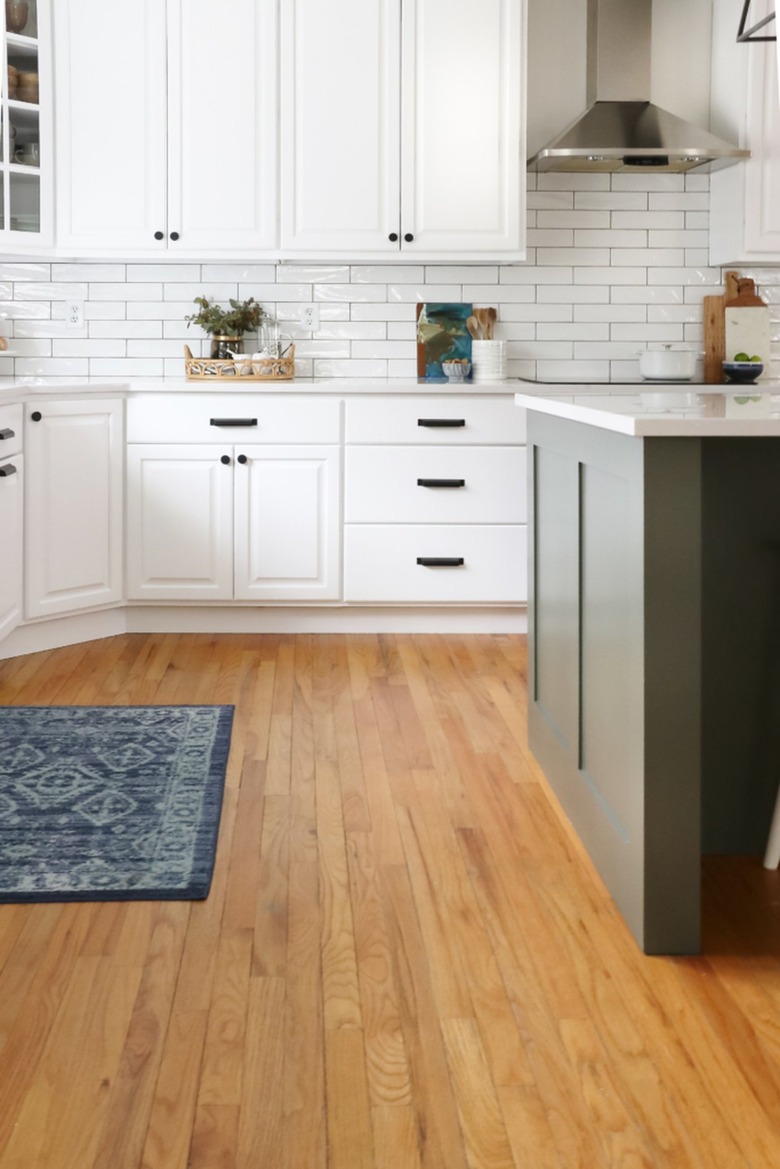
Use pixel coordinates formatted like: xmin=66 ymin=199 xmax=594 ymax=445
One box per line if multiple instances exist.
xmin=387 ymin=284 xmax=460 ymax=303
xmin=649 ymin=192 xmax=709 ymax=212
xmin=575 ymin=267 xmax=647 ymax=284
xmin=0 ymin=262 xmax=51 ymax=281
xmin=90 ymin=282 xmax=162 ymax=301
xmin=648 ymin=230 xmax=709 ymax=248
xmin=52 ymin=263 xmax=126 ymax=282
xmin=353 ymin=265 xmax=425 ymax=284
xmin=129 ymin=265 xmax=201 ymax=283
xmin=611 ymin=248 xmax=685 ymax=267
xmin=1 ymin=175 xmax=774 ymax=381
xmin=537 ymin=247 xmax=611 ymax=267
xmin=278 ymin=264 xmax=350 ymax=283
xmin=611 ymin=285 xmax=683 ymax=304
xmin=54 ymin=339 xmax=125 ymax=357
xmin=576 ymin=191 xmax=647 ymax=211
xmin=202 ymin=264 xmax=277 ymax=282
xmin=17 ymin=281 xmax=87 ymax=301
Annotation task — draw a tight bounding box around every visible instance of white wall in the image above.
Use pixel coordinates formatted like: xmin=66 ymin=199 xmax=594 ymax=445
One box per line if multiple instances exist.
xmin=0 ymin=170 xmax=778 ymax=382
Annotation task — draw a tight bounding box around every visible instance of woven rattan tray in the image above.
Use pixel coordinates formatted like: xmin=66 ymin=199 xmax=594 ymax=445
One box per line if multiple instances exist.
xmin=184 ymin=344 xmax=295 ymax=381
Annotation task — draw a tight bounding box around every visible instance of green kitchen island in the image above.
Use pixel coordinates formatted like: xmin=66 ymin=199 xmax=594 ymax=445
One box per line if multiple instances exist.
xmin=515 ymin=384 xmax=780 ymax=954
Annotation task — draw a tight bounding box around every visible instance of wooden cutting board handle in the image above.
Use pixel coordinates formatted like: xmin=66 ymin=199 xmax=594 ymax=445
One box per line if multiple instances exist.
xmin=725 ymin=274 xmax=766 ymax=308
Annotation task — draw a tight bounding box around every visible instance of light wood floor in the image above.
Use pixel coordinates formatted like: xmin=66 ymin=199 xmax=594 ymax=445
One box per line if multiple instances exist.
xmin=0 ymin=633 xmax=778 ymax=1169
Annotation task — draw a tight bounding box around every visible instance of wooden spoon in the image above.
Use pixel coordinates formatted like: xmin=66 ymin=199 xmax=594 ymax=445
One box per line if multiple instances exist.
xmin=487 ymin=307 xmax=497 ymax=340
xmin=474 ymin=308 xmax=489 ymax=339
xmin=466 ymin=315 xmax=480 ymax=340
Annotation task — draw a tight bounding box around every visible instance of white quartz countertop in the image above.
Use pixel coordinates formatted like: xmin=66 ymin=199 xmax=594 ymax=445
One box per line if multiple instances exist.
xmin=0 ymin=376 xmax=521 ymax=406
xmin=514 ymin=382 xmax=780 ymax=437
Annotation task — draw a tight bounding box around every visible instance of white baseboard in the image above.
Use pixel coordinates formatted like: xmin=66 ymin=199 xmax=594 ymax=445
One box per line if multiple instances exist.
xmin=1 ymin=604 xmax=527 ymax=660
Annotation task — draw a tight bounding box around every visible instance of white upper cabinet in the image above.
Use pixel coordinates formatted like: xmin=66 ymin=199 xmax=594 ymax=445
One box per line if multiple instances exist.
xmin=281 ymin=0 xmax=525 ymax=259
xmin=54 ymin=0 xmax=278 ymax=255
xmin=0 ymin=0 xmax=53 ymax=250
xmin=709 ymin=3 xmax=780 ymax=265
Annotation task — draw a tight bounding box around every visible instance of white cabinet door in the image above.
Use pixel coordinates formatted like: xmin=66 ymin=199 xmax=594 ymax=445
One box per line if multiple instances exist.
xmin=709 ymin=0 xmax=780 ymax=267
xmin=281 ymin=0 xmax=525 ymax=258
xmin=55 ymin=0 xmax=278 ymax=255
xmin=401 ymin=0 xmax=523 ymax=255
xmin=54 ymin=0 xmax=168 ymax=252
xmin=0 ymin=454 xmax=23 ymax=642
xmin=234 ymin=445 xmax=341 ymax=600
xmin=167 ymin=0 xmax=278 ymax=251
xmin=126 ymin=445 xmax=234 ymax=600
xmin=25 ymin=399 xmax=123 ymax=619
xmin=280 ymin=0 xmax=401 ymax=253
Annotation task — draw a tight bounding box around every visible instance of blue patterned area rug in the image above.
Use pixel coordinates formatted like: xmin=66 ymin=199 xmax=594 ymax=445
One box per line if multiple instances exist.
xmin=0 ymin=705 xmax=234 ymax=903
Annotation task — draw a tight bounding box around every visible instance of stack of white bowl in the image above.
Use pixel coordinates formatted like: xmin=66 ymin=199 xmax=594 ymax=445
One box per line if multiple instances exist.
xmin=471 ymin=340 xmax=507 ymax=382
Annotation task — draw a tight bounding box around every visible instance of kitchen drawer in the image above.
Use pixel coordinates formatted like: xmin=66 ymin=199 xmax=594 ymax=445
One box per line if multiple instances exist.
xmin=344 ymin=524 xmax=527 ymax=603
xmin=127 ymin=393 xmax=341 ymax=444
xmin=345 ymin=445 xmax=526 ymax=523
xmin=0 ymin=403 xmax=23 ymax=457
xmin=345 ymin=395 xmax=526 ymax=445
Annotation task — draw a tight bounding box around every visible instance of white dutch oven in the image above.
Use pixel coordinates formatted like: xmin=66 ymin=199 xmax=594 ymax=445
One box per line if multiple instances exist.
xmin=638 ymin=346 xmax=701 ymax=381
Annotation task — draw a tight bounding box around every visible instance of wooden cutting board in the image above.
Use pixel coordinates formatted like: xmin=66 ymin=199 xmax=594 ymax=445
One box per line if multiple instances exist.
xmin=724 ymin=277 xmax=770 ymax=380
xmin=703 ymin=271 xmax=770 ymax=383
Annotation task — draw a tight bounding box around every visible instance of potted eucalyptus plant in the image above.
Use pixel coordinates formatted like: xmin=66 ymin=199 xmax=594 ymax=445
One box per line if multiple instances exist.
xmin=185 ymin=296 xmax=266 ymax=359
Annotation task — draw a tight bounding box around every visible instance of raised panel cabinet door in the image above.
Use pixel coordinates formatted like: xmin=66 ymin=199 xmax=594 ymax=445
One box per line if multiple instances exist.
xmin=401 ymin=0 xmax=524 ymax=256
xmin=280 ymin=0 xmax=401 ymax=253
xmin=25 ymin=400 xmax=123 ymax=619
xmin=54 ymin=0 xmax=168 ymax=251
xmin=0 ymin=454 xmax=23 ymax=642
xmin=234 ymin=445 xmax=341 ymax=600
xmin=126 ymin=445 xmax=234 ymax=601
xmin=167 ymin=0 xmax=278 ymax=251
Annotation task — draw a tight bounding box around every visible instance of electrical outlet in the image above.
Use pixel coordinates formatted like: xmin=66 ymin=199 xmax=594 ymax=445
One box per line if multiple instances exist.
xmin=65 ymin=300 xmax=85 ymax=330
xmin=300 ymin=303 xmax=319 ymax=330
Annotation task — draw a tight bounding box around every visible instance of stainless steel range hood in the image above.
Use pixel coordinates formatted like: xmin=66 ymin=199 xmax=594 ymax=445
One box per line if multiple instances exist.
xmin=528 ymin=0 xmax=750 ymax=174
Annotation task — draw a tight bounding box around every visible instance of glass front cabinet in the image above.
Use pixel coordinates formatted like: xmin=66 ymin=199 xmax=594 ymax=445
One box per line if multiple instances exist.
xmin=1 ymin=0 xmax=51 ymax=246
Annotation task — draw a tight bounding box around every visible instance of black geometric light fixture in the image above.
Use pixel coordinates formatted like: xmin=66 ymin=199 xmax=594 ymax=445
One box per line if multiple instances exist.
xmin=737 ymin=0 xmax=776 ymax=41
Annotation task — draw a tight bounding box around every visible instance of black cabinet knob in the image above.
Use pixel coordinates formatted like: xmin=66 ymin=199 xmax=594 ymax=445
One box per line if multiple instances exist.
xmin=170 ymin=231 xmax=180 ymax=241
xmin=237 ymin=454 xmax=248 ymax=465
xmin=30 ymin=410 xmax=42 ymax=422
xmin=153 ymin=231 xmax=164 ymax=240
xmin=404 ymin=232 xmax=414 ymax=243
xmin=388 ymin=232 xmax=399 ymax=242
xmin=220 ymin=454 xmax=231 ymax=465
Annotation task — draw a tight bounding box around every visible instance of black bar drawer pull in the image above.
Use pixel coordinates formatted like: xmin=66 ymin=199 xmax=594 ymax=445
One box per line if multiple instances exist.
xmin=417 ymin=477 xmax=465 ymax=489
xmin=417 ymin=418 xmax=466 ymax=428
xmin=416 ymin=556 xmax=465 ymax=568
xmin=0 ymin=428 xmax=15 ymax=442
xmin=209 ymin=417 xmax=258 ymax=428
xmin=0 ymin=462 xmax=18 ymax=478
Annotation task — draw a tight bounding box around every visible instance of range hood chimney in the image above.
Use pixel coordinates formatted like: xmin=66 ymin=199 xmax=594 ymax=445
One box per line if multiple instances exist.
xmin=528 ymin=0 xmax=749 ymax=174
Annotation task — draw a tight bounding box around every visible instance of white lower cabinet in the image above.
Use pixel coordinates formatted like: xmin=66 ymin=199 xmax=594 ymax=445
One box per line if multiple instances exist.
xmin=126 ymin=443 xmax=341 ymax=601
xmin=25 ymin=398 xmax=123 ymax=619
xmin=0 ymin=405 xmax=24 ymax=643
xmin=125 ymin=394 xmax=342 ymax=602
xmin=344 ymin=394 xmax=527 ymax=603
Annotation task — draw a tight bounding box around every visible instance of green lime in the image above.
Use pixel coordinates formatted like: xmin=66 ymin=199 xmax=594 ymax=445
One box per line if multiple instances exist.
xmin=734 ymin=351 xmax=750 ymax=361
xmin=750 ymin=355 xmax=762 ymax=362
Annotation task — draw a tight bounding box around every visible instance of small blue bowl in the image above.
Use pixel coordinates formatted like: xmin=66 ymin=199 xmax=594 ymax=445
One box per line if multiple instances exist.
xmin=722 ymin=360 xmax=764 ymax=384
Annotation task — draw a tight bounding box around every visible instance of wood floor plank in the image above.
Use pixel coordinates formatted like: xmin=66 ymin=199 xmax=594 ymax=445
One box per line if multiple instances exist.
xmin=0 ymin=632 xmax=779 ymax=1169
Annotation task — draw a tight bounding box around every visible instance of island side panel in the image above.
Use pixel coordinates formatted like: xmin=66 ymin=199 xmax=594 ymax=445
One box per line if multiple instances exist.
xmin=528 ymin=413 xmax=703 ymax=954
xmin=701 ymin=437 xmax=780 ymax=854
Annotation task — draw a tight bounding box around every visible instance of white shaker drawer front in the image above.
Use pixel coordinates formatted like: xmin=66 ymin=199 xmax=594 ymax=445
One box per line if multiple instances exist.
xmin=345 ymin=395 xmax=526 ymax=445
xmin=0 ymin=404 xmax=23 ymax=457
xmin=127 ymin=394 xmax=341 ymax=444
xmin=345 ymin=446 xmax=526 ymax=523
xmin=344 ymin=525 xmax=527 ymax=603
